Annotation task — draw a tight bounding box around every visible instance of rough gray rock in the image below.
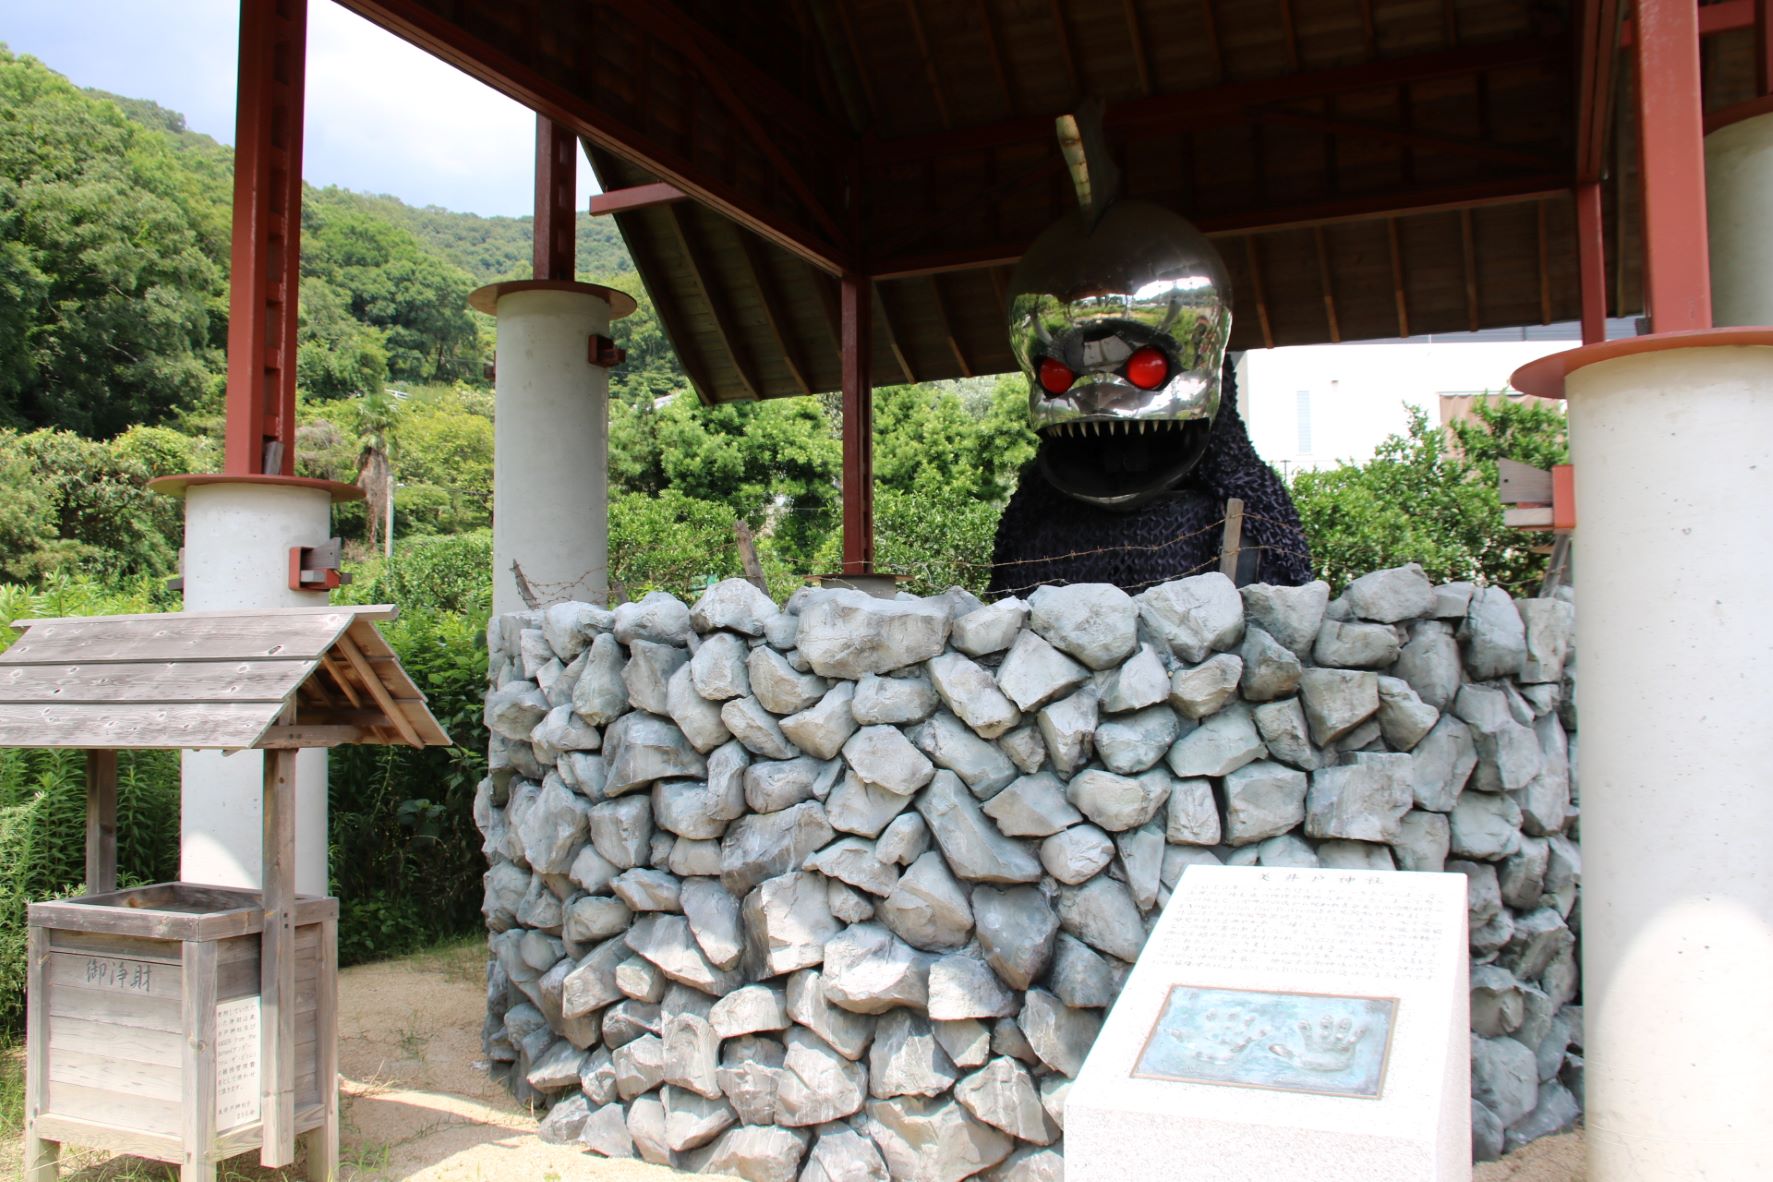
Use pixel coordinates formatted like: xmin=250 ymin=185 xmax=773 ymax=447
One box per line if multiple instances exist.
xmin=679 ymin=876 xmax=744 ymax=970
xmin=1165 ymin=776 xmax=1222 ymax=845
xmin=749 ymin=646 xmax=830 ymax=715
xmin=1038 ymin=824 xmax=1115 ymax=884
xmin=829 ymin=879 xmax=878 ymax=924
xmin=709 ymin=983 xmax=787 ymax=1039
xmin=933 ymin=1019 xmax=992 ymax=1070
xmin=842 ymin=724 xmax=936 ymax=796
xmin=690 ymin=578 xmax=777 ymax=637
xmin=1239 ymin=626 xmax=1303 ymax=702
xmin=486 ymin=681 xmax=551 ymax=742
xmin=870 ymin=1010 xmax=960 ymax=1098
xmin=1027 ymin=583 xmax=1139 ymax=670
xmin=542 ymin=600 xmax=608 ymax=663
xmin=661 ymin=1084 xmax=736 ymax=1153
xmin=1376 ymin=676 xmax=1439 ymax=751
xmin=1222 ymin=760 xmax=1309 ymax=845
xmin=780 ymin=681 xmax=860 ymax=761
xmin=1344 ymin=565 xmax=1435 ymax=623
xmin=797 ymin=591 xmax=952 ymax=679
xmin=822 ymin=923 xmax=931 ymax=1014
xmin=603 ymin=712 xmax=707 ymax=798
xmin=954 ymin=1057 xmax=1056 ymax=1144
xmin=743 ymin=756 xmax=839 ymax=813
xmin=928 ymin=952 xmax=1020 ymax=1020
xmin=1505 ymin=1081 xmax=1581 ymax=1152
xmin=1408 ymin=715 xmax=1478 ymax=811
xmin=719 ymin=695 xmax=798 ymax=760
xmin=683 ymin=1124 xmax=809 ymax=1182
xmin=876 ymin=812 xmax=931 ymax=864
xmin=1240 ymin=580 xmax=1330 ymax=656
xmin=1049 ymin=932 xmax=1115 ymax=1008
xmin=580 ymin=1101 xmax=637 ymax=1158
xmin=531 ymin=704 xmax=601 ymax=755
xmin=1395 ymin=621 xmax=1463 ymax=712
xmin=1471 ymin=964 xmax=1526 ymax=1037
xmin=1392 ymin=810 xmax=1451 ymax=873
xmin=807 ymin=835 xmax=902 ymax=897
xmin=1316 ymin=839 xmax=1396 ymax=872
xmin=587 ymin=794 xmax=653 ymax=870
xmin=623 ymin=639 xmax=688 ymax=717
xmin=1472 ymin=1033 xmax=1540 ymax=1127
xmin=998 ymin=724 xmax=1048 ymax=776
xmin=1055 ymin=875 xmax=1146 ymax=962
xmin=988 ymin=1147 xmax=1065 ymax=1182
xmin=1517 ymin=598 xmax=1575 ymax=684
xmin=1299 ymin=668 xmax=1380 ymax=746
xmin=880 ymin=851 xmax=975 ymax=951
xmin=1254 ymin=832 xmax=1321 ymax=868
xmin=614 ymin=591 xmax=694 ymax=647
xmin=1034 ymin=689 xmax=1099 ymax=778
xmin=742 ymin=870 xmax=840 ymax=976
xmin=918 ymin=771 xmax=1043 ymax=883
xmin=666 ymin=663 xmax=732 ymax=754
xmin=612 ymin=1032 xmax=667 ymax=1100
xmin=1066 ymin=768 xmax=1170 ymax=831
xmin=784 ymin=971 xmax=871 ymax=1064
xmin=626 ymin=914 xmax=743 ymax=995
xmin=1019 ymin=988 xmax=1101 ymax=1077
xmin=852 ymin=672 xmax=940 ymax=725
xmin=827 ymin=772 xmax=917 ymax=839
xmin=1094 ymin=705 xmax=1182 ymax=774
xmin=1312 ymin=619 xmax=1402 ymax=669
xmin=519 ymin=776 xmax=593 ymax=875
xmin=688 ymin=630 xmax=751 ymax=702
xmin=663 ymin=1009 xmax=723 ymax=1099
xmin=1450 ymin=791 xmax=1524 ymax=860
xmin=995 ymin=630 xmax=1092 ymax=713
xmin=802 ymin=1125 xmax=890 ymax=1182
xmin=776 ymin=1027 xmax=870 ymax=1126
xmin=611 ymin=867 xmax=682 ymax=913
xmin=528 ymin=1038 xmax=588 ymax=1092
xmin=572 ymin=632 xmax=631 ymax=726
xmin=1169 ymin=653 xmax=1244 ymax=720
xmin=1472 ymin=1099 xmax=1505 ymax=1164
xmin=720 ymin=800 xmax=834 ymax=894
xmin=563 ymin=895 xmax=632 ymax=945
xmin=1305 ymin=760 xmax=1412 ymax=843
xmin=1098 ymin=643 xmax=1170 ymax=713
xmin=864 ymin=1094 xmax=1015 ymax=1182
xmin=928 ymin=652 xmax=1023 ymax=740
xmin=1461 ymin=586 xmax=1528 ymax=680
xmin=951 ymin=598 xmax=1029 ymax=658
xmin=970 ymin=886 xmax=1060 ymax=991
xmin=1139 ymin=573 xmax=1245 ymax=663
xmin=981 ymin=772 xmax=1083 ymax=838
xmin=1167 ymin=703 xmax=1265 ymax=778
xmin=1251 ymin=697 xmax=1321 ymax=770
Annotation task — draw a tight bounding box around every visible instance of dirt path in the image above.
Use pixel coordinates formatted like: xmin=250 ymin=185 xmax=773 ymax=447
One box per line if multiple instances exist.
xmin=9 ymin=938 xmax=1580 ymax=1180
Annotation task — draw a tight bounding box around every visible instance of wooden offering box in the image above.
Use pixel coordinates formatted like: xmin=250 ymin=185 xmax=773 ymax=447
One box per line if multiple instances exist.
xmin=27 ymin=885 xmax=338 ymax=1172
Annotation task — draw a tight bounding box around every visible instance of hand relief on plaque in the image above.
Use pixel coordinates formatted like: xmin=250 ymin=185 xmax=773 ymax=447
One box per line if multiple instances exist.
xmin=1267 ymin=1014 xmax=1369 ymax=1073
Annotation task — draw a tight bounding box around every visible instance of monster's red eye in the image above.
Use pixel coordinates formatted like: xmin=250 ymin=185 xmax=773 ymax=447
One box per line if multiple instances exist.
xmin=1125 ymin=346 xmax=1169 ymax=390
xmin=1038 ymin=356 xmax=1076 ymax=396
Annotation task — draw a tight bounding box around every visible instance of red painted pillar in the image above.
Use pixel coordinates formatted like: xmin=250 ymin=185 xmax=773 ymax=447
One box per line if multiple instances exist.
xmin=840 ymin=274 xmax=875 ymax=575
xmin=1633 ymin=0 xmax=1712 ymax=332
xmin=1576 ymin=182 xmax=1608 ymax=344
xmin=224 ymin=0 xmax=308 ymax=476
xmin=534 ymin=115 xmax=577 ymax=281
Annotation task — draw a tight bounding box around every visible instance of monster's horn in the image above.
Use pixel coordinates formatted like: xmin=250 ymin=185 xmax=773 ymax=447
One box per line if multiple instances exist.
xmin=1055 ymin=97 xmax=1121 ymax=232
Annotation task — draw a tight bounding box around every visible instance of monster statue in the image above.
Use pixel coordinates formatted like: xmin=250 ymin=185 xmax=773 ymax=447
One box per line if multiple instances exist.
xmin=987 ymin=193 xmax=1313 ymax=596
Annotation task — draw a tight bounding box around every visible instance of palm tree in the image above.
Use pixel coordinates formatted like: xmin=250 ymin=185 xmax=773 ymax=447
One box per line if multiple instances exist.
xmin=355 ymin=391 xmax=400 ymax=555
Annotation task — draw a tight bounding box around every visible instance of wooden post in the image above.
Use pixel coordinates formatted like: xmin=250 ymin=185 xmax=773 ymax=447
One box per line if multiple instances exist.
xmin=84 ymin=749 xmax=117 ymax=897
xmin=259 ymin=747 xmax=297 ymax=1168
xmin=299 ymin=915 xmax=340 ymax=1182
xmin=180 ymin=938 xmax=219 ymax=1182
xmin=840 ymin=273 xmax=875 ymax=575
xmin=1219 ymin=497 xmax=1247 ymax=579
xmin=23 ymin=925 xmax=58 ymax=1182
xmin=734 ymin=519 xmax=769 ymax=594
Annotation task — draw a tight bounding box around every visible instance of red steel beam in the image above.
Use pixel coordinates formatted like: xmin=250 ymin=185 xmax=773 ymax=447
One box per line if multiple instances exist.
xmin=224 ymin=0 xmax=308 ymax=477
xmin=840 ymin=275 xmax=875 ymax=575
xmin=590 ymin=182 xmax=689 ymax=216
xmin=534 ymin=115 xmax=577 ymax=281
xmin=1576 ymin=182 xmax=1608 ymax=343
xmin=1634 ymin=0 xmax=1712 ymax=332
xmin=1576 ymin=0 xmax=1622 ymax=184
xmin=336 ymin=0 xmax=849 ymax=274
xmin=872 ymin=172 xmax=1571 ymax=278
xmin=1620 ymin=0 xmax=1753 ymax=45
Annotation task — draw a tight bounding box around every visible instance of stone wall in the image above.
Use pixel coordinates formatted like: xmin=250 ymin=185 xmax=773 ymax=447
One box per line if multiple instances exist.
xmin=477 ymin=568 xmax=1582 ymax=1180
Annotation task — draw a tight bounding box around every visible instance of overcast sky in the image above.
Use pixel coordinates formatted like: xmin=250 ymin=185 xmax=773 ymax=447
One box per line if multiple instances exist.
xmin=1 ymin=0 xmax=596 ymax=216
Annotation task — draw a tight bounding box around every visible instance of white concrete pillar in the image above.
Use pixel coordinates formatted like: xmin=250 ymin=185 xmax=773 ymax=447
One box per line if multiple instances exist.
xmin=175 ymin=478 xmax=342 ymax=896
xmin=1706 ymin=109 xmax=1773 ymax=327
xmin=472 ymin=280 xmax=635 ymax=614
xmin=1524 ymin=340 xmax=1773 ymax=1179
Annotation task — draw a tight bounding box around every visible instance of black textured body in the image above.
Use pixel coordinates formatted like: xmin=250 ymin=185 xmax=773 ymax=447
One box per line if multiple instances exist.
xmin=988 ymin=369 xmax=1313 ymax=596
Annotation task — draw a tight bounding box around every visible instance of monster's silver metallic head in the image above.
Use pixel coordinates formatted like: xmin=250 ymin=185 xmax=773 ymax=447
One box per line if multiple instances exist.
xmin=1007 ymin=199 xmax=1233 ymax=507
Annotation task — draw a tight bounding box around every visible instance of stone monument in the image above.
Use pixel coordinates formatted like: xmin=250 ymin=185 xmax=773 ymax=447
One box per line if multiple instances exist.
xmin=1068 ymin=864 xmax=1470 ymax=1180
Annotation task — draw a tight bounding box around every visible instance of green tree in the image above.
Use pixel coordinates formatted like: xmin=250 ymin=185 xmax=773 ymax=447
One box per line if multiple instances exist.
xmin=1290 ymin=400 xmax=1567 ymax=596
xmin=0 ymin=49 xmax=223 ymax=435
xmin=0 ymin=429 xmax=182 ymax=582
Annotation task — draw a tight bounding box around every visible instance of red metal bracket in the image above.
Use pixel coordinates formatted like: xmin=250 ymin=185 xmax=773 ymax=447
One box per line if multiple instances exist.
xmin=1551 ymin=465 xmax=1576 ymax=532
xmin=588 ymin=335 xmax=626 ymax=368
xmin=288 ymin=539 xmax=352 ymax=592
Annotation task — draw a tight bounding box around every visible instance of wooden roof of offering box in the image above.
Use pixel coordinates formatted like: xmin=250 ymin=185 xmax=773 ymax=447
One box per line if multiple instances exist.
xmin=0 ymin=604 xmax=451 ymax=751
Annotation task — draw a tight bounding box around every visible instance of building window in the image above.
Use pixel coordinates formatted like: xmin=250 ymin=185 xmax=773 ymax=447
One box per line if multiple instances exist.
xmin=1295 ymin=390 xmax=1313 ymax=454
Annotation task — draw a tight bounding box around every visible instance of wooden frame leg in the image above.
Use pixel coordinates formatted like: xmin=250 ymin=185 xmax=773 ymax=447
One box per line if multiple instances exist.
xmin=181 ymin=938 xmax=219 ymax=1182
xmin=24 ymin=926 xmax=58 ymax=1182
xmin=298 ymin=915 xmax=339 ymax=1182
xmin=261 ymin=748 xmax=298 ymax=1168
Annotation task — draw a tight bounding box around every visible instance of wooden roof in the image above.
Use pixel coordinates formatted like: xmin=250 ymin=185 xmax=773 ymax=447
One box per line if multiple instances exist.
xmin=340 ymin=0 xmax=1770 ymax=404
xmin=0 ymin=606 xmax=452 ymax=751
